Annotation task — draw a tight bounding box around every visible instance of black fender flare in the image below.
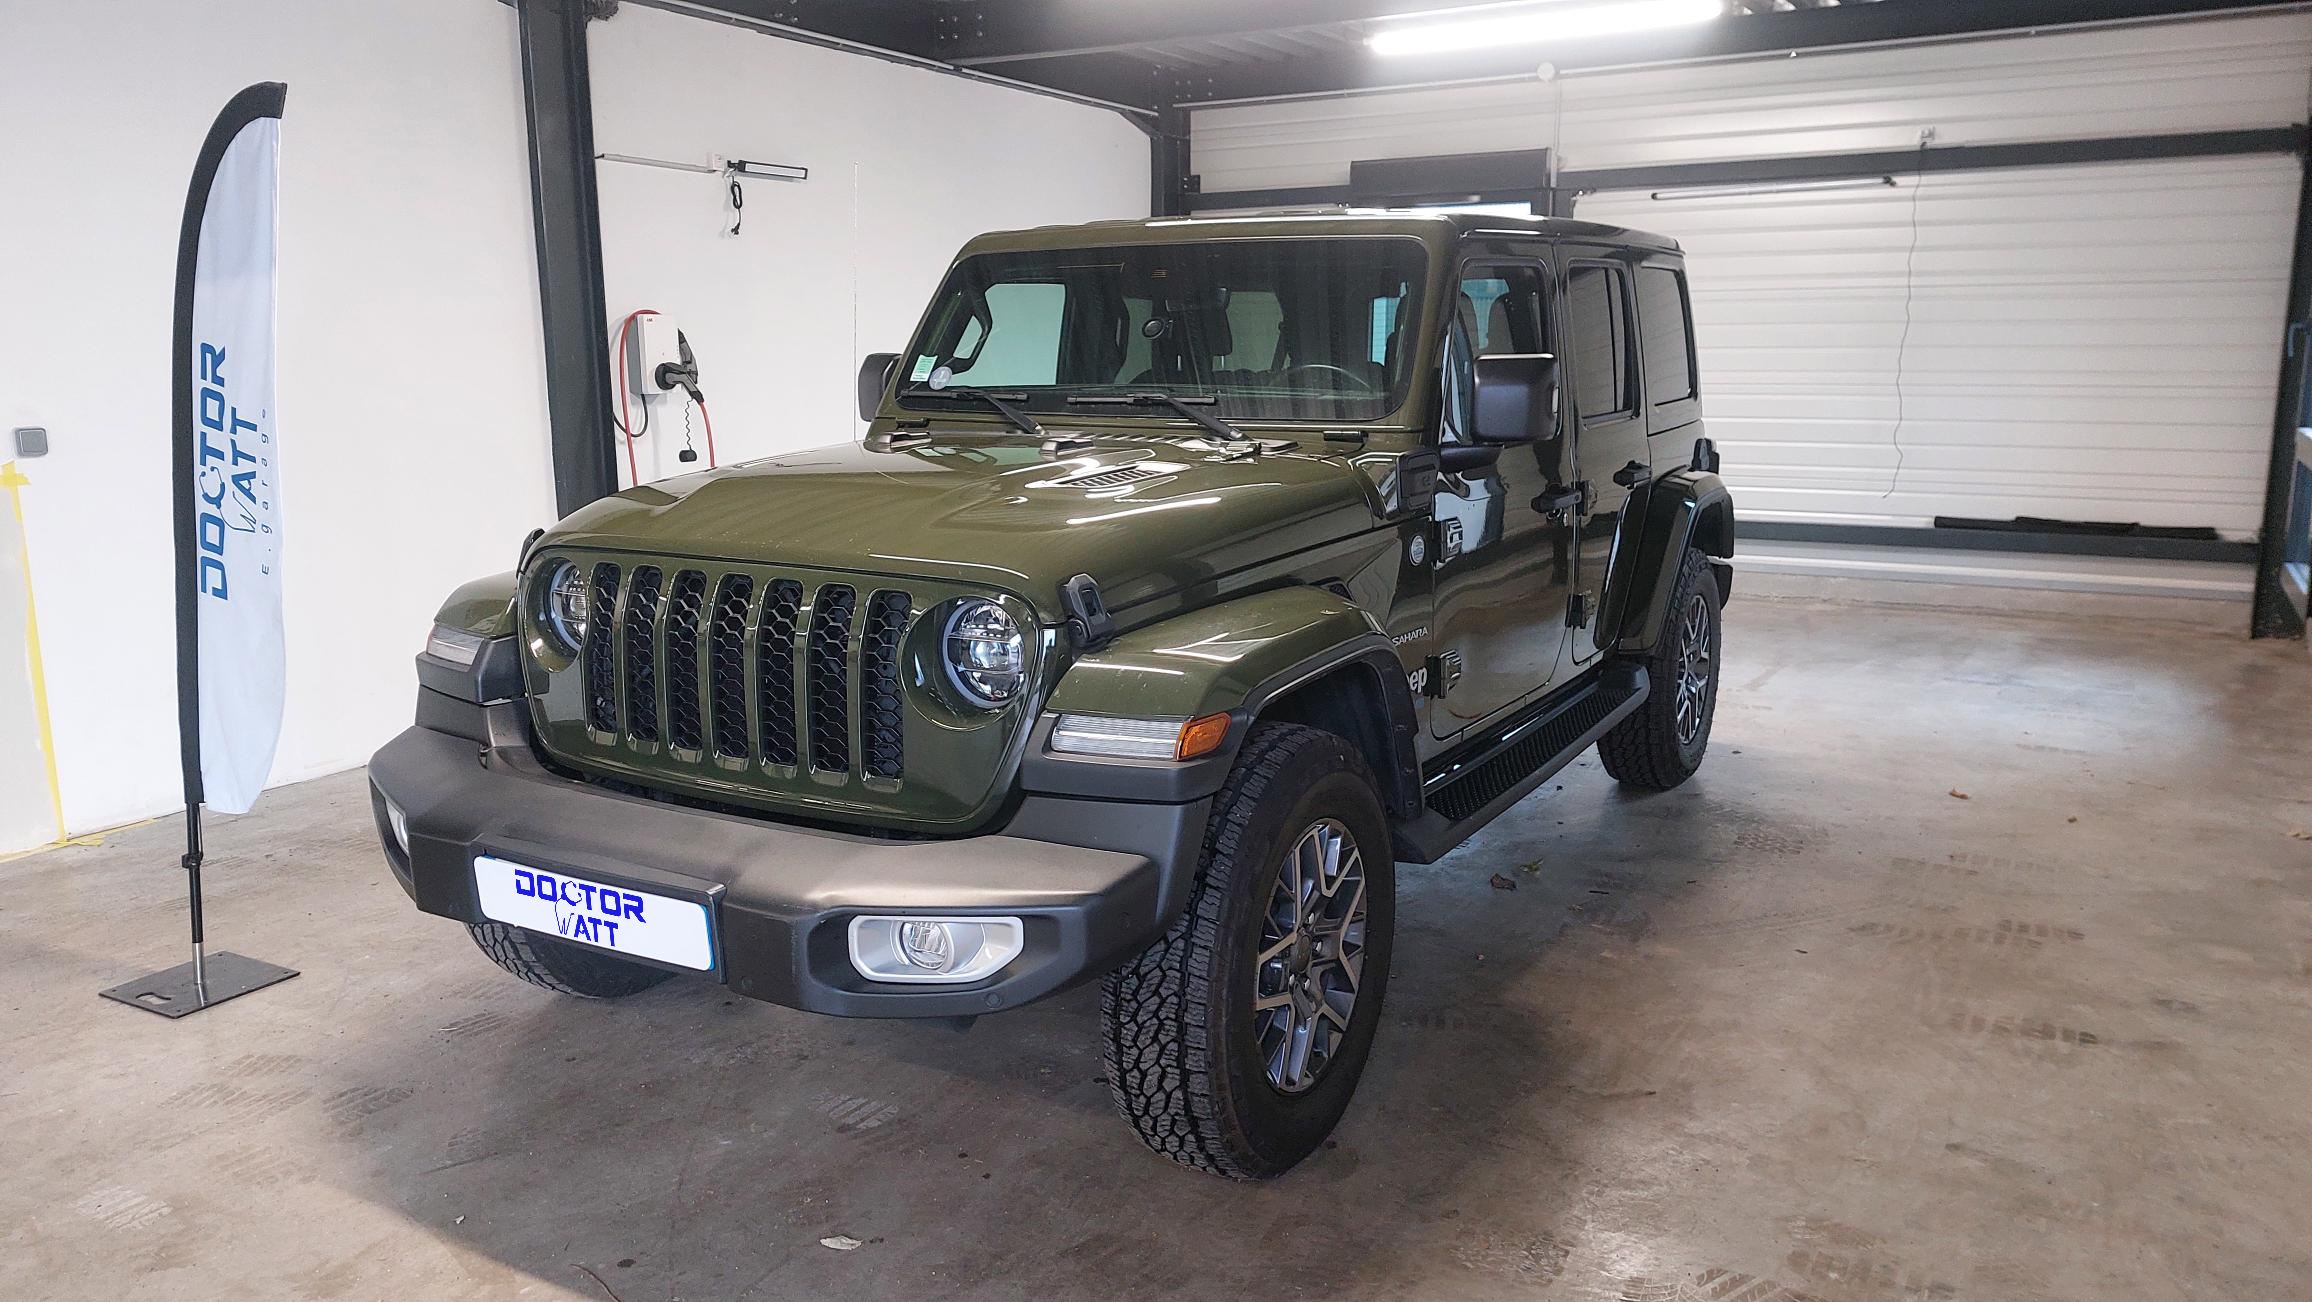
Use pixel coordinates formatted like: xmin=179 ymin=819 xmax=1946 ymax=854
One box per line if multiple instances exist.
xmin=1614 ymin=469 xmax=1735 ymax=655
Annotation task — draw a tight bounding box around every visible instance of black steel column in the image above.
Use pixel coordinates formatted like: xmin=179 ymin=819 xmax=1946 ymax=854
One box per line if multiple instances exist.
xmin=1151 ymin=105 xmax=1192 ymax=218
xmin=2253 ymin=155 xmax=2312 ymax=639
xmin=518 ymin=0 xmax=617 ymax=516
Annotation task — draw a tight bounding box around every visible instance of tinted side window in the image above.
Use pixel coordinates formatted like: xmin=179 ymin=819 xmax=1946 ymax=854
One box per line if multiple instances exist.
xmin=1637 ymin=266 xmax=1695 ymax=405
xmin=1568 ymin=264 xmax=1632 ymax=420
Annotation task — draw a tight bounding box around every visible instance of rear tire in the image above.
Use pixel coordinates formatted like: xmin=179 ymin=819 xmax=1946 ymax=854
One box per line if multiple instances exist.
xmin=1101 ymin=723 xmax=1394 ymax=1179
xmin=1598 ymin=546 xmax=1722 ymax=791
xmin=467 ymin=921 xmax=675 ymax=999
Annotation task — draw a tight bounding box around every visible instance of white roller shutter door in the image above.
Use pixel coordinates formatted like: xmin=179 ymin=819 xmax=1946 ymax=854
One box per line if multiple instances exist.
xmin=1576 ymin=156 xmax=2299 ymax=536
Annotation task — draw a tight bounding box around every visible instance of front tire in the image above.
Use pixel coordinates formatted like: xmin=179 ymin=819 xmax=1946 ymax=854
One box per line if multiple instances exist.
xmin=1101 ymin=723 xmax=1395 ymax=1179
xmin=467 ymin=921 xmax=675 ymax=999
xmin=1598 ymin=546 xmax=1723 ymax=791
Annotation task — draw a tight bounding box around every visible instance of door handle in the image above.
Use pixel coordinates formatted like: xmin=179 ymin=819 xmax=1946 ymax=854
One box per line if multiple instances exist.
xmin=1612 ymin=459 xmax=1653 ymax=489
xmin=1532 ymin=485 xmax=1582 ymax=516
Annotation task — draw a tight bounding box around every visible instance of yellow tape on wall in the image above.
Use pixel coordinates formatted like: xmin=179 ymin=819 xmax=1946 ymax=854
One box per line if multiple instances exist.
xmin=0 ymin=461 xmax=66 ymax=852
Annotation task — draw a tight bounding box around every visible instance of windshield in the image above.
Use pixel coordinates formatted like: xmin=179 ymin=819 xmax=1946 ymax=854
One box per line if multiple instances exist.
xmin=897 ymin=237 xmax=1431 ymax=423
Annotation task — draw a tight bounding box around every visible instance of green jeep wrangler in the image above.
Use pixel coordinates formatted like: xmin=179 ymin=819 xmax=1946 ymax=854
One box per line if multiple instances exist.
xmin=371 ymin=211 xmax=1733 ymax=1179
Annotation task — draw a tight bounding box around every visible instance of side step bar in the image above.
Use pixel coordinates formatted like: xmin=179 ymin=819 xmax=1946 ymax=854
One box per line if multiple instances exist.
xmin=1391 ymin=662 xmax=1649 ymax=865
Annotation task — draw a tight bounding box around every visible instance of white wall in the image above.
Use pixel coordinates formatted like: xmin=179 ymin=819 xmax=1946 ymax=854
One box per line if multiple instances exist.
xmin=0 ymin=0 xmax=1150 ymax=848
xmin=588 ymin=4 xmax=1151 ymax=483
xmin=0 ymin=0 xmax=557 ymax=843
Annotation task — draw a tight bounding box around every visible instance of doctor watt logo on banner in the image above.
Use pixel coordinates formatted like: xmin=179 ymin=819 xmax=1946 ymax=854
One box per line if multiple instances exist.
xmin=179 ymin=90 xmax=285 ymax=815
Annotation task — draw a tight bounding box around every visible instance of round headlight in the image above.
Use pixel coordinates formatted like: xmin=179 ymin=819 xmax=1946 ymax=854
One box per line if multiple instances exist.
xmin=941 ymin=599 xmax=1024 ymax=709
xmin=541 ymin=561 xmax=590 ymax=656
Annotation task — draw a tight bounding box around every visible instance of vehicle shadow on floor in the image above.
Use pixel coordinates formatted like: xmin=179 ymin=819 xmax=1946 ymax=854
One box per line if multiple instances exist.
xmin=309 ymin=764 xmax=1763 ymax=1300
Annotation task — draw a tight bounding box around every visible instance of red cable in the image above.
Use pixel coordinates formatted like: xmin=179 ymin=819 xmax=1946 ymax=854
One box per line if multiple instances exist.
xmin=698 ymin=397 xmax=717 ymax=469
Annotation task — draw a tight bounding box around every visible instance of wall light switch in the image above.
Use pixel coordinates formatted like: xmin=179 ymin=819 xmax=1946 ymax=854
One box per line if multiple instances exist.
xmin=10 ymin=427 xmax=47 ymax=458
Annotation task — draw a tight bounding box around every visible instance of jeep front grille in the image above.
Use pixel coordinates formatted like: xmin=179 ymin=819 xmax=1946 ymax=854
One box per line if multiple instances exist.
xmin=571 ymin=562 xmax=911 ymax=781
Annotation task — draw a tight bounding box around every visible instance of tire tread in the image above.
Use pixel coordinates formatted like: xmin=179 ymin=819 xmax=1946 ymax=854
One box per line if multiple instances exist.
xmin=1100 ymin=723 xmax=1360 ymax=1179
xmin=1597 ymin=547 xmax=1718 ymax=791
xmin=466 ymin=920 xmax=672 ymax=999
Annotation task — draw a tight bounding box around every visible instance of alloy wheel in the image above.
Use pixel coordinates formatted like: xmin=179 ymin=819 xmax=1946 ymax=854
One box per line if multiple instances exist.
xmin=1252 ymin=818 xmax=1368 ymax=1094
xmin=1673 ymin=591 xmax=1713 ymax=747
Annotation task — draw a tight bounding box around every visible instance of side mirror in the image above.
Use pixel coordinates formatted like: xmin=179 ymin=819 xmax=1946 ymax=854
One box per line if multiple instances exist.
xmin=1471 ymin=353 xmax=1562 ymax=447
xmin=857 ymin=352 xmax=900 ymax=423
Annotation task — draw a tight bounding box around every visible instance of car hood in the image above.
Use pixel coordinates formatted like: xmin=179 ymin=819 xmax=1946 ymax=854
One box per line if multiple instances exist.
xmin=543 ymin=432 xmax=1387 ymax=617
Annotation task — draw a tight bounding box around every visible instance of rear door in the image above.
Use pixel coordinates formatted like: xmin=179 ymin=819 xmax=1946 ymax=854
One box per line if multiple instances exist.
xmin=1556 ymin=251 xmax=1653 ymax=666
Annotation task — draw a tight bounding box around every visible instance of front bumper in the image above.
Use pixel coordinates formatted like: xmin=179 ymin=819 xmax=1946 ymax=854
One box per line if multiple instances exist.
xmin=369 ymin=711 xmax=1206 ymax=1018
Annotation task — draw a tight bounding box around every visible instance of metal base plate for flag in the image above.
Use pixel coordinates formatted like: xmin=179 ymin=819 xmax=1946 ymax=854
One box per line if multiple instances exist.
xmin=99 ymin=951 xmax=298 ymax=1019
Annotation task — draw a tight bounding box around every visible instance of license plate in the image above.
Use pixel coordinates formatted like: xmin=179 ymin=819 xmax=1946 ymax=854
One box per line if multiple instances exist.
xmin=473 ymin=856 xmax=714 ymax=972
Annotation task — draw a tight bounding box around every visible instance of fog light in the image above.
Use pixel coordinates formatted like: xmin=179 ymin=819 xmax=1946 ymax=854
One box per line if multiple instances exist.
xmin=383 ymin=797 xmax=410 ymax=855
xmin=899 ymin=921 xmax=954 ymax=971
xmin=848 ymin=916 xmax=1024 ymax=984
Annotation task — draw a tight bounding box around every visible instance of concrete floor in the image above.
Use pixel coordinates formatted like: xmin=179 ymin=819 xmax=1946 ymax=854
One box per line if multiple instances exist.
xmin=4 ymin=593 xmax=2310 ymax=1302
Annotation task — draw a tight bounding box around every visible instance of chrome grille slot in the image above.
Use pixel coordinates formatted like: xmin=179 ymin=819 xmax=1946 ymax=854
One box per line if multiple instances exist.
xmin=807 ymin=584 xmax=857 ymax=773
xmin=622 ymin=565 xmax=665 ymax=743
xmin=862 ymin=591 xmax=909 ymax=779
xmin=663 ymin=569 xmax=709 ymax=752
xmin=757 ymin=579 xmax=803 ymax=768
xmin=708 ymin=574 xmax=753 ymax=760
xmin=583 ymin=563 xmax=620 ymax=733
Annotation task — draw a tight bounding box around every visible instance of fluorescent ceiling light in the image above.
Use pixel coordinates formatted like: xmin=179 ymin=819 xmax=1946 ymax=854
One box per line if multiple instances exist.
xmin=1369 ymin=0 xmax=1725 ymax=57
xmin=1651 ymin=176 xmax=1896 ymax=201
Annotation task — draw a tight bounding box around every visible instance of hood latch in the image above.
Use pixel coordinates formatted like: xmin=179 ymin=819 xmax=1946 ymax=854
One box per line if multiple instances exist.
xmin=1061 ymin=573 xmax=1116 ymax=650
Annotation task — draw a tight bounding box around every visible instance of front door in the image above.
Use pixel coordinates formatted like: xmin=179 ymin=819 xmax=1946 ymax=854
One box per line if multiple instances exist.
xmin=1425 ymin=248 xmax=1579 ymax=741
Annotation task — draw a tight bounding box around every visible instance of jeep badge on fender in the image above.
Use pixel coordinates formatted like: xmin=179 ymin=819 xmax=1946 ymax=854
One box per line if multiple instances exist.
xmin=369 ymin=211 xmax=1732 ymax=1180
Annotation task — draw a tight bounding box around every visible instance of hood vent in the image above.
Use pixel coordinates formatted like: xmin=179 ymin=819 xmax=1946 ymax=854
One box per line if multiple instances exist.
xmin=1067 ymin=464 xmax=1173 ymax=489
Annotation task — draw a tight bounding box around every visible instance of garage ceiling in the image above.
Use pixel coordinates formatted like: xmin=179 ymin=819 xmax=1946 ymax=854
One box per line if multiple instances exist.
xmin=667 ymin=0 xmax=2312 ymax=111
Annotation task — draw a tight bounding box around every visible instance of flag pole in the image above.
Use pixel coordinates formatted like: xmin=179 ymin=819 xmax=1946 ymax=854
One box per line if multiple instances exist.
xmin=99 ymin=81 xmax=299 ymax=1018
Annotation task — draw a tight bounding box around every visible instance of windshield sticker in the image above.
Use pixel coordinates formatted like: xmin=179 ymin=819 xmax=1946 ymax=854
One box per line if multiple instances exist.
xmin=928 ymin=365 xmax=954 ymax=391
xmin=910 ymin=357 xmax=935 ymax=382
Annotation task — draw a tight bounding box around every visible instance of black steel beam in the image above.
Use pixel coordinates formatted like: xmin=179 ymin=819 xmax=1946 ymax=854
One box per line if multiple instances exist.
xmin=1152 ymin=106 xmax=1194 ymax=216
xmin=1145 ymin=0 xmax=2310 ymax=106
xmin=518 ymin=0 xmax=618 ymax=516
xmin=1563 ymin=127 xmax=2309 ymax=194
xmin=1351 ymin=148 xmax=1552 ymax=205
xmin=2252 ymin=159 xmax=2312 ymax=637
xmin=1192 ymin=128 xmax=2307 ymax=212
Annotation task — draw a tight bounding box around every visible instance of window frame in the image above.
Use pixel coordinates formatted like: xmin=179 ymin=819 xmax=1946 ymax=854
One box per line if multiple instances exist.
xmin=1565 ymin=258 xmax=1639 ymax=425
xmin=1634 ymin=261 xmax=1700 ymax=427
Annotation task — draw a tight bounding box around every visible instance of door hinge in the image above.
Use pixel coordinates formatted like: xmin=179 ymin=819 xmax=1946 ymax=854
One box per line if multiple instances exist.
xmin=1566 ymin=594 xmax=1593 ymax=629
xmin=1421 ymin=650 xmax=1463 ymax=699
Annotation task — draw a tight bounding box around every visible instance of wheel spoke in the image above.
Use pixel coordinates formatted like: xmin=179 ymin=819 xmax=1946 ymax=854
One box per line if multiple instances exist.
xmin=1256 ymin=931 xmax=1296 ymax=966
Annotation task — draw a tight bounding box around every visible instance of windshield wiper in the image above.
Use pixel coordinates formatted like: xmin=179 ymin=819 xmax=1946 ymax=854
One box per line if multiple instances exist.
xmin=899 ymin=386 xmax=1044 ymax=438
xmin=1067 ymin=392 xmax=1242 ymax=442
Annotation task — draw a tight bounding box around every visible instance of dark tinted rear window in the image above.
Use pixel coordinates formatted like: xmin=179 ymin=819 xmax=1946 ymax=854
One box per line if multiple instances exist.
xmin=1637 ymin=266 xmax=1695 ymax=405
xmin=1568 ymin=264 xmax=1632 ymax=421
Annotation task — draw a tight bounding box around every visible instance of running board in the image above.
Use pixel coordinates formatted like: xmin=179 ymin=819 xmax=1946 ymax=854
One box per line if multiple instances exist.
xmin=1392 ymin=662 xmax=1649 ymax=865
